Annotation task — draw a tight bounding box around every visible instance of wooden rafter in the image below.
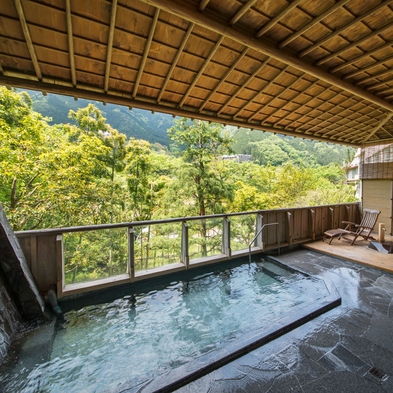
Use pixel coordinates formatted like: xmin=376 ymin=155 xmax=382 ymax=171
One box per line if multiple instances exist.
xmin=65 ymin=0 xmax=76 ymax=87
xmin=236 ymin=66 xmax=289 ymax=120
xmin=217 ymin=57 xmax=270 ymax=116
xmin=104 ymin=0 xmax=118 ymax=93
xmin=316 ymin=21 xmax=393 ymax=67
xmin=262 ymin=80 xmax=319 ymax=121
xmin=158 ymin=22 xmax=194 ymax=103
xmin=355 ymin=69 xmax=393 ymax=85
xmin=260 ymin=74 xmax=307 ymax=124
xmin=330 ymin=42 xmax=393 ymax=73
xmin=367 ymin=83 xmax=393 ymax=94
xmin=378 ymin=86 xmax=393 ymax=95
xmin=229 ymin=0 xmax=258 ymax=26
xmin=133 ymin=8 xmax=160 ymax=99
xmin=255 ymin=0 xmax=302 ymax=38
xmin=344 ymin=54 xmax=393 ymax=80
xmin=198 ymin=0 xmax=210 ymax=12
xmin=179 ymin=35 xmax=224 ymax=108
xmin=14 ymin=0 xmax=42 ymax=80
xmin=278 ymin=0 xmax=351 ymax=49
xmin=298 ymin=0 xmax=393 ymax=58
xmin=198 ymin=47 xmax=249 ymax=112
xmin=289 ymin=87 xmax=336 ymax=128
xmin=248 ymin=74 xmax=304 ymax=123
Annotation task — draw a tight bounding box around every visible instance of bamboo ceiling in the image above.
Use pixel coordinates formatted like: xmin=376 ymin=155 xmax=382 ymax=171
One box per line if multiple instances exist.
xmin=1 ymin=0 xmax=393 ymax=146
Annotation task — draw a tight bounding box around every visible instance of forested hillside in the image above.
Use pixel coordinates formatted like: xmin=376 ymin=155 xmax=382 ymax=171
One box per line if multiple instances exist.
xmin=25 ymin=89 xmax=355 ymax=167
xmin=26 ymin=90 xmax=172 ymax=146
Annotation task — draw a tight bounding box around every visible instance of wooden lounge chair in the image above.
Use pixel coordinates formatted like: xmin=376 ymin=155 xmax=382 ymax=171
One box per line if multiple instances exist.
xmin=323 ymin=209 xmax=381 ymax=245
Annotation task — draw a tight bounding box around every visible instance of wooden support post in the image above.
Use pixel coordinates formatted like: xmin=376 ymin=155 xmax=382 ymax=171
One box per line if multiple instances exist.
xmin=310 ymin=209 xmax=315 ymax=241
xmin=287 ymin=212 xmax=292 ymax=246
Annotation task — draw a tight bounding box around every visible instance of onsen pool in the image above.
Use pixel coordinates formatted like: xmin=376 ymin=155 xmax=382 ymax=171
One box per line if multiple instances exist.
xmin=0 ymin=256 xmax=340 ymax=393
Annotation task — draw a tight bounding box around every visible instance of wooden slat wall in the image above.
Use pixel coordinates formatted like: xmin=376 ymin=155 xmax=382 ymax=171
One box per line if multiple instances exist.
xmin=362 ymin=179 xmax=392 ymax=235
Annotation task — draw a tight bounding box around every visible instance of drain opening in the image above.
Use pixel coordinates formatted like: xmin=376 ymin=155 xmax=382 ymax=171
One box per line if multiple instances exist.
xmin=369 ymin=367 xmax=388 ymax=381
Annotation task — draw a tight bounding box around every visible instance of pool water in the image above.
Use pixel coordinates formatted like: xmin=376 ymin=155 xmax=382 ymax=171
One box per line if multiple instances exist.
xmin=1 ymin=257 xmax=339 ymax=393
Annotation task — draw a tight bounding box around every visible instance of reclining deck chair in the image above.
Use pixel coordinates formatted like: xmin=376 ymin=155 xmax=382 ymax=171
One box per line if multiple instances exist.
xmin=323 ymin=209 xmax=381 ymax=245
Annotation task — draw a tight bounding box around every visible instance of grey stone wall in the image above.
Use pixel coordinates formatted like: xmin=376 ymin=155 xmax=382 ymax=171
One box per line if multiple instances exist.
xmin=0 ymin=273 xmax=21 ymax=363
xmin=0 ymin=205 xmax=45 ymax=364
xmin=0 ymin=206 xmax=45 ymax=319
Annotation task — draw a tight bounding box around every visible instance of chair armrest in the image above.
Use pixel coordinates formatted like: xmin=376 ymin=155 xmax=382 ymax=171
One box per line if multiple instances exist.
xmin=342 ymin=220 xmax=356 ymax=231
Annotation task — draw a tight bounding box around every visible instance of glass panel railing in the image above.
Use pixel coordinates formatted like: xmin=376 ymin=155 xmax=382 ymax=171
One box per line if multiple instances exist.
xmin=133 ymin=222 xmax=182 ymax=272
xmin=230 ymin=213 xmax=256 ymax=252
xmin=188 ymin=217 xmax=223 ymax=260
xmin=63 ymin=228 xmax=129 ymax=285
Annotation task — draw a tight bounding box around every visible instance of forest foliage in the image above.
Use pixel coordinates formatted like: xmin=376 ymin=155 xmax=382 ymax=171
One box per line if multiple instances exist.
xmin=0 ymin=87 xmax=358 ymax=232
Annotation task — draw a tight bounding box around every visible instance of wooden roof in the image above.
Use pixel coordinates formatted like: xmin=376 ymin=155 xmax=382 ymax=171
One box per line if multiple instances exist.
xmin=1 ymin=0 xmax=393 ymax=146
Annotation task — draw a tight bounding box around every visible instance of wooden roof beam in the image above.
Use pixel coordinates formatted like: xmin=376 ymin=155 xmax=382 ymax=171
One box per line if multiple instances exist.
xmin=158 ymin=22 xmax=194 ymax=103
xmin=140 ymin=0 xmax=393 ymax=112
xmin=0 ymin=74 xmax=361 ymax=147
xmin=133 ymin=8 xmax=160 ymax=99
xmin=14 ymin=0 xmax=42 ymax=80
xmin=198 ymin=47 xmax=249 ymax=112
xmin=179 ymin=35 xmax=224 ymax=108
xmin=279 ymin=0 xmax=351 ymax=49
xmin=299 ymin=0 xmax=393 ymax=58
xmin=65 ymin=0 xmax=76 ymax=87
xmin=104 ymin=0 xmax=118 ymax=93
xmin=229 ymin=0 xmax=258 ymax=26
xmin=217 ymin=57 xmax=270 ymax=116
xmin=363 ymin=113 xmax=393 ymax=142
xmin=255 ymin=0 xmax=302 ymax=38
xmin=316 ymin=21 xmax=393 ymax=67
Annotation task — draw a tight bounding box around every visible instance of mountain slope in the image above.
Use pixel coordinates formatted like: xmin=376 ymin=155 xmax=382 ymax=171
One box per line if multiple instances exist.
xmin=25 ymin=90 xmax=173 ymax=146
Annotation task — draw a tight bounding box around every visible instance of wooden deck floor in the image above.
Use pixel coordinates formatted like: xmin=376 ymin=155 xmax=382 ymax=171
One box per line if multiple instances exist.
xmin=303 ymin=233 xmax=393 ymax=274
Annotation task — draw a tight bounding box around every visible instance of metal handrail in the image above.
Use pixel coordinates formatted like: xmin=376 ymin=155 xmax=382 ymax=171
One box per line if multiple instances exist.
xmin=248 ymin=222 xmax=280 ymax=262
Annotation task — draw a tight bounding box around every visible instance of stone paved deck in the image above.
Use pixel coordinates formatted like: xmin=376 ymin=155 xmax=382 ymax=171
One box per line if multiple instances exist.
xmin=175 ymin=249 xmax=393 ymax=393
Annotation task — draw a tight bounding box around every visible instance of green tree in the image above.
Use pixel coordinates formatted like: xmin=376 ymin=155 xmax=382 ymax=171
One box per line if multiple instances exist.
xmin=0 ymin=87 xmax=52 ymax=229
xmin=167 ymin=118 xmax=234 ymax=255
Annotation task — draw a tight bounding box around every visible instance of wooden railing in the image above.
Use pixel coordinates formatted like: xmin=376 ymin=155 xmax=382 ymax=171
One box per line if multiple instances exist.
xmin=15 ymin=203 xmax=360 ymax=298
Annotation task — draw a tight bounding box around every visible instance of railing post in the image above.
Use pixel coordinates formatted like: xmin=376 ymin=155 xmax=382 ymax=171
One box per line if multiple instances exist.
xmin=255 ymin=213 xmax=263 ymax=248
xmin=222 ymin=216 xmax=231 ymax=257
xmin=56 ymin=234 xmax=64 ymax=298
xmin=128 ymin=227 xmax=135 ymax=282
xmin=181 ymin=221 xmax=189 ymax=268
xmin=329 ymin=207 xmax=334 ymax=229
xmin=287 ymin=212 xmax=292 ymax=246
xmin=310 ymin=209 xmax=315 ymax=241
